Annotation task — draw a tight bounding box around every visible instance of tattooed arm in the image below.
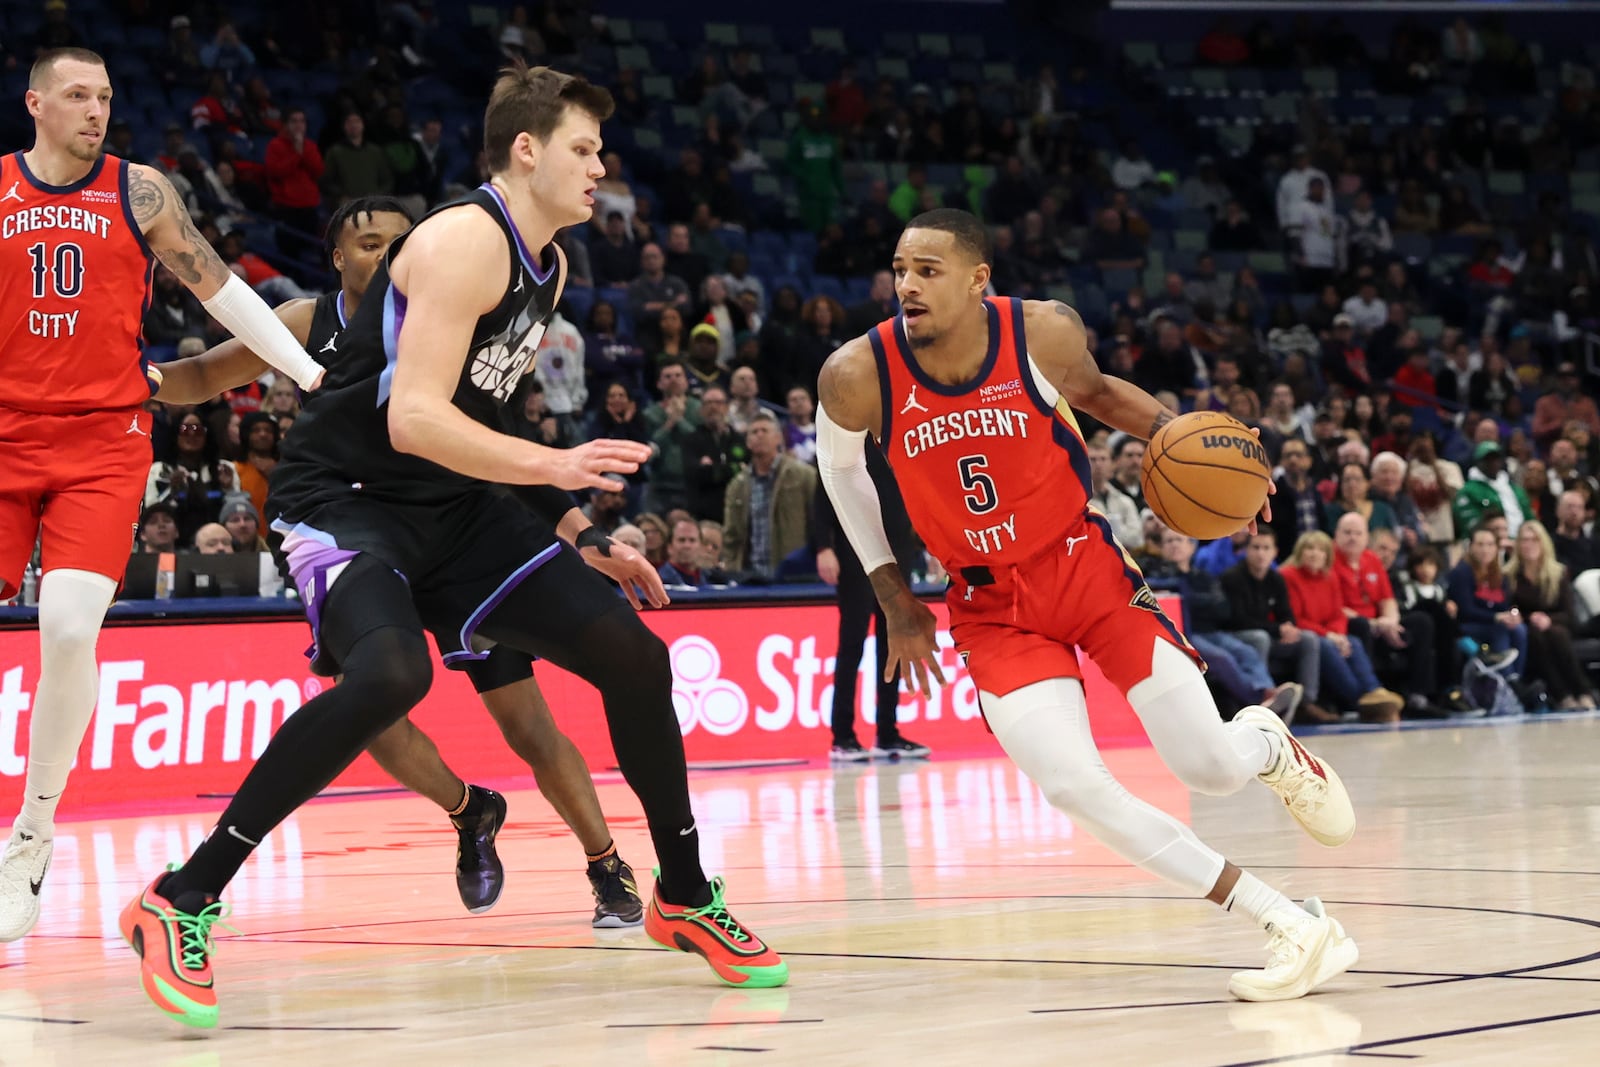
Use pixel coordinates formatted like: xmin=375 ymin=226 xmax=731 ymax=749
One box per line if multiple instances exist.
xmin=129 ymin=164 xmax=325 ymax=388
xmin=129 ymin=164 xmax=233 ymax=296
xmin=1025 ymin=299 xmax=1176 ymax=442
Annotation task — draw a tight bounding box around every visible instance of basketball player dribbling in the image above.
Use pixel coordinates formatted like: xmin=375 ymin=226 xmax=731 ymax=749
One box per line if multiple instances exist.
xmin=154 ymin=196 xmax=645 ymax=927
xmin=817 ymin=209 xmax=1359 ymax=1001
xmin=0 ymin=48 xmax=328 ymax=943
xmin=121 ymin=65 xmax=784 ymax=1029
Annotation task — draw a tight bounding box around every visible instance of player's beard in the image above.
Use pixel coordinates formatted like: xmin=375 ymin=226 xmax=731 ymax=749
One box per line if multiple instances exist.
xmin=66 ymin=135 xmax=104 ymax=163
xmin=906 ymin=326 xmax=937 ymax=350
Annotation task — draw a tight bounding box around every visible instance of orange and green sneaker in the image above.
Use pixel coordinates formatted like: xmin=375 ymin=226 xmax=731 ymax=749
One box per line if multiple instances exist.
xmin=119 ymin=870 xmax=236 ymax=1029
xmin=644 ymin=873 xmax=788 ymax=988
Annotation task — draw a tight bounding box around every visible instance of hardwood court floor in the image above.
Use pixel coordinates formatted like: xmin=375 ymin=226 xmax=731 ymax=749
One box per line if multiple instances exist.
xmin=5 ymin=715 xmax=1600 ymax=1066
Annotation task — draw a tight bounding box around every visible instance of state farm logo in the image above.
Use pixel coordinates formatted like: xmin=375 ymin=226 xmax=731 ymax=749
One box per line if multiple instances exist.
xmin=0 ymin=661 xmax=307 ymax=776
xmin=667 ymin=629 xmax=982 ymax=738
xmin=670 ymin=636 xmax=749 ymax=736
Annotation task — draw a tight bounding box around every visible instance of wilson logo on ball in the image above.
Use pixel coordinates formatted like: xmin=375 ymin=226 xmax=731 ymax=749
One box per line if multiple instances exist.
xmin=1199 ymin=434 xmax=1268 ymax=466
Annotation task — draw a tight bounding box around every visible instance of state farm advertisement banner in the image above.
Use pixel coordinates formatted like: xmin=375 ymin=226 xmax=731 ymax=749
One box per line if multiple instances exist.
xmin=0 ymin=599 xmax=1162 ymax=813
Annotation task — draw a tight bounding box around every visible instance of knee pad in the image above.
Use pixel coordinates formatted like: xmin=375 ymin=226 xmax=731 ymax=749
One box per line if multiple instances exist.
xmin=1125 ymin=641 xmax=1255 ymax=796
xmin=38 ymin=569 xmax=117 ymax=657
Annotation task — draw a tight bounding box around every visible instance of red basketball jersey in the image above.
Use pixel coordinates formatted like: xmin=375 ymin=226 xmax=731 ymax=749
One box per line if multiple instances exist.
xmin=872 ymin=297 xmax=1095 ymax=573
xmin=0 ymin=151 xmax=156 ymax=414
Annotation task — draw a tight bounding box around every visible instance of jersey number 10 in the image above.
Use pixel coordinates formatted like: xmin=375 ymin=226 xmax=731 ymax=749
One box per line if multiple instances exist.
xmin=29 ymin=241 xmax=85 ymax=299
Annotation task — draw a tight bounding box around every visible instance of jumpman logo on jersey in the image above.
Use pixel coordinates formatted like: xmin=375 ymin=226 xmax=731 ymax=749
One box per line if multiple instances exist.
xmin=126 ymin=415 xmax=147 ymax=436
xmin=0 ymin=182 xmax=22 ymax=205
xmin=319 ymin=334 xmax=338 ymax=354
xmin=513 ymin=275 xmax=525 ymax=294
xmin=1064 ymin=534 xmax=1088 ymax=556
xmin=900 ymin=385 xmax=929 ymax=416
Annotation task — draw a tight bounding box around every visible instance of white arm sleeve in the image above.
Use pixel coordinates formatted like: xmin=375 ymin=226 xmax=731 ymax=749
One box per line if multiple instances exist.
xmin=201 ymin=274 xmax=325 ymax=390
xmin=816 ymin=405 xmax=896 ymax=574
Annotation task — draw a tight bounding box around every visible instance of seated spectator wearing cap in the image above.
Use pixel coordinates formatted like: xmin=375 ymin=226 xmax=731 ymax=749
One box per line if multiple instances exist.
xmin=216 ymin=500 xmax=287 ymax=597
xmin=1532 ymin=362 xmax=1600 ymax=450
xmin=137 ymin=503 xmax=182 ymax=555
xmin=685 ymin=323 xmax=730 ymax=394
xmin=193 ymin=524 xmax=234 ymax=555
xmin=1455 ymin=440 xmax=1531 ymax=537
xmin=219 ymin=500 xmax=269 ymax=554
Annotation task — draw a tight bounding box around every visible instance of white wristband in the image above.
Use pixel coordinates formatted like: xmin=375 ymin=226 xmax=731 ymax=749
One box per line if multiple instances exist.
xmin=202 ymin=274 xmax=324 ymax=391
xmin=817 ymin=405 xmax=896 ymax=574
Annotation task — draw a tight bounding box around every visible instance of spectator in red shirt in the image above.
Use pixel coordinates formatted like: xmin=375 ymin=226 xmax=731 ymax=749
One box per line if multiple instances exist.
xmin=1331 ymin=512 xmax=1447 ymax=716
xmin=825 ymin=60 xmax=869 ymax=134
xmin=1280 ymin=530 xmax=1404 ymax=721
xmin=1466 ymin=240 xmax=1515 ymax=291
xmin=1390 ymin=346 xmax=1438 ymax=409
xmin=265 ymin=108 xmax=325 ymax=259
xmin=190 ymin=71 xmax=248 ymax=146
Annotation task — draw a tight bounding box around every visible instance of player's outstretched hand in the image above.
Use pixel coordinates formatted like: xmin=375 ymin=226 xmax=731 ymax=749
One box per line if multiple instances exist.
xmin=544 ymin=440 xmax=653 ymax=492
xmin=884 ymin=596 xmax=947 ymax=697
xmin=581 ymin=537 xmax=671 ymax=610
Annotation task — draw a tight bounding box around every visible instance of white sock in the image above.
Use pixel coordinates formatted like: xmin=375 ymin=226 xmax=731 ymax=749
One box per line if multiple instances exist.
xmin=1251 ymin=726 xmax=1285 ymax=773
xmin=14 ymin=569 xmax=115 ymax=840
xmin=1222 ymin=870 xmax=1302 ymax=929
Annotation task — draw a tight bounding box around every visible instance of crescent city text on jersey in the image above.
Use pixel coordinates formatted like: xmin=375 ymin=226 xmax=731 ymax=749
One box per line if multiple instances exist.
xmin=2 ymin=204 xmax=115 ymax=241
xmin=900 ymin=405 xmax=1032 ymax=458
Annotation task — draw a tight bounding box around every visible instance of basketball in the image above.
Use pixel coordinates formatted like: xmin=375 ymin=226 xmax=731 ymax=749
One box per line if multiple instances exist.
xmin=1140 ymin=411 xmax=1271 ymax=540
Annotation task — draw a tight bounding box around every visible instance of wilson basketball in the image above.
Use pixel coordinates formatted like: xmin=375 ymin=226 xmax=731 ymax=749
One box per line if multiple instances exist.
xmin=1140 ymin=411 xmax=1271 ymax=540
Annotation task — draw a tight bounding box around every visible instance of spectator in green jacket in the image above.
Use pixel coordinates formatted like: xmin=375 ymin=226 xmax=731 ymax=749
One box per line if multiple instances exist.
xmin=787 ymin=103 xmax=843 ymax=232
xmin=1453 ymin=440 xmax=1532 ymax=537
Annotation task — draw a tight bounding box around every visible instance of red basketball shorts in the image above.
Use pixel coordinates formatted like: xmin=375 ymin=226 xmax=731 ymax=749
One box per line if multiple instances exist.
xmin=946 ymin=514 xmax=1205 ymax=698
xmin=0 ymin=405 xmax=152 ymax=600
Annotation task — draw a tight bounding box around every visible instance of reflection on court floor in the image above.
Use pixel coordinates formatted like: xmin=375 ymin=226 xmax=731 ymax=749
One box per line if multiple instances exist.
xmin=4 ymin=715 xmax=1600 ymax=1066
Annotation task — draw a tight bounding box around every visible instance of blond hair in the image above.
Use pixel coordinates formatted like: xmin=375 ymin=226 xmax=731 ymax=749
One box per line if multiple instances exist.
xmin=1507 ymin=519 xmax=1564 ymax=604
xmin=1287 ymin=530 xmax=1334 ymax=573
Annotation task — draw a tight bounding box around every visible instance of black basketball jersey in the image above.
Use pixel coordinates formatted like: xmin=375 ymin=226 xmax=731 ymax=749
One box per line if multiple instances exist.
xmin=271 ymin=184 xmax=561 ymax=518
xmin=303 ymin=289 xmax=347 ymax=362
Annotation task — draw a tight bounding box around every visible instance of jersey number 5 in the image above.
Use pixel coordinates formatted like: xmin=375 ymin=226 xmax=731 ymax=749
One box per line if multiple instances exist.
xmin=958 ymin=454 xmax=997 ymax=515
xmin=28 ymin=241 xmax=84 ymax=299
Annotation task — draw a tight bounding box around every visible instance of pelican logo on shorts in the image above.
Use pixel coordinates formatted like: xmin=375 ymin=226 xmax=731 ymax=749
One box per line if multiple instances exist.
xmin=1199 ymin=433 xmax=1268 ymax=466
xmin=1129 ymin=584 xmax=1160 ymax=613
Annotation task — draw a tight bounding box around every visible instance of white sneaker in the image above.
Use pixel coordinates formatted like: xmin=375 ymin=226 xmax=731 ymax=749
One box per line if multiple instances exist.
xmin=1235 ymin=705 xmax=1356 ymax=847
xmin=1229 ymin=898 xmax=1359 ymax=1002
xmin=0 ymin=828 xmax=53 ymax=942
